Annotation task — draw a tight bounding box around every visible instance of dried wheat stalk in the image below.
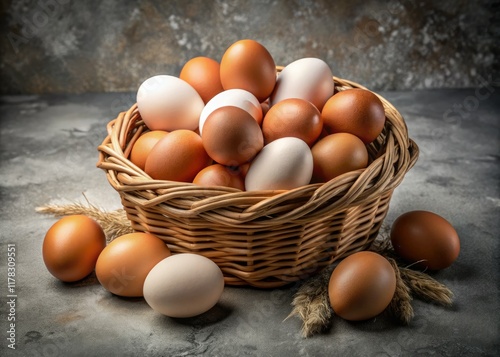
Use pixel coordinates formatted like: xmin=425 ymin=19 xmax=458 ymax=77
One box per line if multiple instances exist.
xmin=385 ymin=257 xmax=414 ymax=324
xmin=36 ymin=200 xmax=133 ymax=242
xmin=400 ymin=268 xmax=454 ymax=306
xmin=285 ymin=265 xmax=334 ymax=338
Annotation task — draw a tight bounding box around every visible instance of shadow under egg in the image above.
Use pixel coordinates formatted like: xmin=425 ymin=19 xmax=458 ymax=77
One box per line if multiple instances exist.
xmin=163 ymin=302 xmax=234 ymax=327
xmin=60 ymin=271 xmax=101 ymax=287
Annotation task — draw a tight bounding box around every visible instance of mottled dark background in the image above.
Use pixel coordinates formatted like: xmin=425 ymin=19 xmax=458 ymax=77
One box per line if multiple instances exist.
xmin=1 ymin=0 xmax=499 ymax=94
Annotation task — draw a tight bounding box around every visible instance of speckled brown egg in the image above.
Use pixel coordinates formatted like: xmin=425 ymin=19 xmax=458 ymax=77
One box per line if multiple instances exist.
xmin=311 ymin=133 xmax=368 ymax=183
xmin=328 ymin=251 xmax=396 ymax=321
xmin=390 ymin=211 xmax=460 ymax=270
xmin=322 ymin=88 xmax=386 ymax=144
xmin=261 ymin=98 xmax=323 ymax=146
xmin=220 ymin=39 xmax=276 ymax=102
xmin=202 ymin=106 xmax=264 ymax=166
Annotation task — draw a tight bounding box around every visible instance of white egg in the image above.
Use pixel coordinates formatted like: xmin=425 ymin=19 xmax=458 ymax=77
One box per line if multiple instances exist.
xmin=136 ymin=75 xmax=204 ymax=131
xmin=245 ymin=137 xmax=313 ymax=191
xmin=198 ymin=89 xmax=262 ymax=135
xmin=270 ymin=58 xmax=334 ymax=111
xmin=143 ymin=253 xmax=224 ymax=318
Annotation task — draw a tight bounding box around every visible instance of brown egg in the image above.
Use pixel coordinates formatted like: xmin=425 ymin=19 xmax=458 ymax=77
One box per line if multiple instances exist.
xmin=42 ymin=215 xmax=106 ymax=282
xmin=180 ymin=56 xmax=224 ymax=104
xmin=261 ymin=98 xmax=323 ymax=146
xmin=145 ymin=130 xmax=211 ymax=182
xmin=95 ymin=232 xmax=171 ymax=297
xmin=328 ymin=251 xmax=396 ymax=321
xmin=390 ymin=211 xmax=460 ymax=270
xmin=202 ymin=106 xmax=264 ymax=166
xmin=130 ymin=130 xmax=169 ymax=170
xmin=311 ymin=133 xmax=368 ymax=183
xmin=220 ymin=39 xmax=276 ymax=102
xmin=193 ymin=164 xmax=245 ymax=190
xmin=322 ymin=88 xmax=386 ymax=144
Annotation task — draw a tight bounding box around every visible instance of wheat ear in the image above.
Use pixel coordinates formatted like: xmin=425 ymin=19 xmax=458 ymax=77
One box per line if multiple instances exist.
xmin=285 ymin=265 xmax=334 ymax=337
xmin=36 ymin=201 xmax=133 ymax=242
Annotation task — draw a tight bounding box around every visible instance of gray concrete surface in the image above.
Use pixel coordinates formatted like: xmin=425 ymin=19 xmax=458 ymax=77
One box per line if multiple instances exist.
xmin=0 ymin=88 xmax=499 ymax=356
xmin=1 ymin=0 xmax=499 ymax=94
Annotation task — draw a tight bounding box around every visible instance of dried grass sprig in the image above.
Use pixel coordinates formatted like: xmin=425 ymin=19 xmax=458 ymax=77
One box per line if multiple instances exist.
xmin=36 ymin=200 xmax=133 ymax=242
xmin=400 ymin=267 xmax=454 ymax=306
xmin=385 ymin=257 xmax=414 ymax=324
xmin=285 ymin=265 xmax=334 ymax=338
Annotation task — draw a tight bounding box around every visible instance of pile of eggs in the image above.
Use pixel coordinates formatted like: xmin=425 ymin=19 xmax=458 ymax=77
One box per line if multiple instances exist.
xmin=42 ymin=215 xmax=224 ymax=318
xmin=130 ymin=39 xmax=386 ymax=190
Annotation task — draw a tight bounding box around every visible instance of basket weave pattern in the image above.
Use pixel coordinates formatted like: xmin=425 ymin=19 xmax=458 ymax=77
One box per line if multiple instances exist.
xmin=97 ymin=73 xmax=419 ymax=288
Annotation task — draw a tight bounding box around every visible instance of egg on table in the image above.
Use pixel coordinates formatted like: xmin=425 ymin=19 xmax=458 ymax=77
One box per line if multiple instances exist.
xmin=42 ymin=215 xmax=106 ymax=282
xmin=95 ymin=232 xmax=171 ymax=297
xmin=328 ymin=251 xmax=396 ymax=321
xmin=143 ymin=253 xmax=225 ymax=318
xmin=390 ymin=210 xmax=460 ymax=270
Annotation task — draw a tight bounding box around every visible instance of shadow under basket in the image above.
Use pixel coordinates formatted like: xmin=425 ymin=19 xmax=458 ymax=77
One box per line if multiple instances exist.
xmin=96 ymin=74 xmax=419 ymax=288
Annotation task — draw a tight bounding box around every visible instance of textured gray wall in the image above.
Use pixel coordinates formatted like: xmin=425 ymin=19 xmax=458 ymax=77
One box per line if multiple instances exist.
xmin=1 ymin=0 xmax=499 ymax=94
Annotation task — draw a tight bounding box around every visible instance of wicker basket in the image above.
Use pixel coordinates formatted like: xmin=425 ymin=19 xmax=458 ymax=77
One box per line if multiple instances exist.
xmin=96 ymin=69 xmax=419 ymax=288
